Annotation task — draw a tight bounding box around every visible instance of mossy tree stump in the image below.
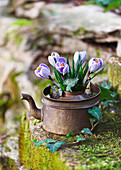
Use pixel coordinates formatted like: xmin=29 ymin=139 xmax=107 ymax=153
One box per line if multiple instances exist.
xmin=108 ymin=57 xmax=121 ymax=98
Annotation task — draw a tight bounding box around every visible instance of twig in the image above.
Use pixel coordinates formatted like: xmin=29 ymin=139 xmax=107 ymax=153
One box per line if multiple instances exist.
xmin=91 ymin=121 xmax=99 ymax=131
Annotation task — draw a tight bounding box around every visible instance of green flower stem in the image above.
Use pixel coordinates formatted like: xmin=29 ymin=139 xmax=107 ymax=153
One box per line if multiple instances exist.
xmin=83 ymin=72 xmax=90 ymax=84
xmin=49 ymin=76 xmax=60 ymax=88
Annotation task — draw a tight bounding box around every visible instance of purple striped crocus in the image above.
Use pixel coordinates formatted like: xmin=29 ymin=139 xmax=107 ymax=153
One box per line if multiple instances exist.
xmin=34 ymin=64 xmax=50 ymax=79
xmin=83 ymin=58 xmax=103 ymax=84
xmin=55 ymin=57 xmax=69 ymax=75
xmin=89 ymin=58 xmax=103 ymax=73
xmin=74 ymin=51 xmax=87 ymax=65
xmin=48 ymin=52 xmax=60 ymax=67
xmin=35 ymin=63 xmax=60 ymax=87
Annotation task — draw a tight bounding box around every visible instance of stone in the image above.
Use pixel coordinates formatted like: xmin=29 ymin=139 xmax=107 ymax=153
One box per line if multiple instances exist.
xmin=15 ymin=2 xmax=46 ymax=19
xmin=4 ymin=110 xmax=19 ymax=134
xmin=42 ymin=4 xmax=121 ymax=43
xmin=0 ymin=17 xmax=15 ymax=46
xmin=16 ymin=73 xmax=42 ymax=109
xmin=0 ymin=0 xmax=9 ymax=7
xmin=0 ymin=59 xmax=15 ymax=93
xmin=0 ymin=135 xmax=22 ymax=169
xmin=12 ymin=3 xmax=121 ymax=44
xmin=47 ymin=4 xmax=121 ymax=38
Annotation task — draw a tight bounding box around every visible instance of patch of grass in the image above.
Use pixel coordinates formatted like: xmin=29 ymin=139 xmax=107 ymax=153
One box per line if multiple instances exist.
xmin=73 ymin=120 xmax=121 ymax=169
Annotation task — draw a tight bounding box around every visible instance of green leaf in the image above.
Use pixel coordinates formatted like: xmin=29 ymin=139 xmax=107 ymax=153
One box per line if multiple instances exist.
xmin=50 ymin=85 xmax=63 ymax=99
xmin=89 ymin=118 xmax=97 ymax=123
xmin=63 ymin=78 xmax=79 ymax=92
xmin=78 ymin=64 xmax=83 ymax=82
xmin=76 ymin=135 xmax=85 ymax=142
xmin=103 ymin=101 xmax=108 ymax=107
xmin=82 ymin=63 xmax=89 ymax=80
xmin=96 ymin=85 xmax=115 ymax=101
xmin=60 ymin=84 xmax=65 ymax=91
xmin=72 ymin=59 xmax=75 ymax=78
xmin=75 ymin=60 xmax=82 ymax=77
xmin=81 ymin=128 xmax=93 ymax=135
xmin=52 ymin=66 xmax=59 ymax=83
xmin=111 ymin=92 xmax=117 ymax=97
xmin=32 ymin=119 xmax=41 ymax=125
xmin=104 ymin=0 xmax=121 ymax=12
xmin=102 ymin=80 xmax=111 ymax=90
xmin=65 ymin=130 xmax=73 ymax=138
xmin=57 ymin=70 xmax=63 ymax=85
xmin=88 ymin=107 xmax=101 ymax=120
xmin=104 ymin=111 xmax=116 ymax=121
xmin=66 ymin=54 xmax=72 ymax=78
xmin=86 ymin=68 xmax=104 ymax=87
xmin=66 ymin=54 xmax=69 ymax=65
xmin=33 ymin=139 xmax=55 ymax=147
xmin=46 ymin=141 xmax=65 ymax=153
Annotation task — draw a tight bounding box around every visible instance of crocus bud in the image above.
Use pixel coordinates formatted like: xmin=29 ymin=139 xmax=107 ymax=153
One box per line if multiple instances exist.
xmin=89 ymin=58 xmax=103 ymax=73
xmin=74 ymin=51 xmax=87 ymax=65
xmin=55 ymin=57 xmax=69 ymax=75
xmin=34 ymin=64 xmax=50 ymax=79
xmin=48 ymin=52 xmax=60 ymax=67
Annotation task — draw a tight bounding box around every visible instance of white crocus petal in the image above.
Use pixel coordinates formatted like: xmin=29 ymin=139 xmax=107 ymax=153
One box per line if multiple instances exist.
xmin=34 ymin=70 xmax=40 ymax=77
xmin=63 ymin=64 xmax=69 ymax=75
xmin=74 ymin=51 xmax=87 ymax=64
xmin=88 ymin=58 xmax=93 ymax=71
xmin=51 ymin=52 xmax=60 ymax=61
xmin=74 ymin=51 xmax=79 ymax=64
xmin=80 ymin=51 xmax=87 ymax=64
xmin=48 ymin=55 xmax=56 ymax=66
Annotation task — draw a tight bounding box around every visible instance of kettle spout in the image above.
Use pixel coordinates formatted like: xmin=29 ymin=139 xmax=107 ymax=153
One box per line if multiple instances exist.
xmin=21 ymin=93 xmax=43 ymax=121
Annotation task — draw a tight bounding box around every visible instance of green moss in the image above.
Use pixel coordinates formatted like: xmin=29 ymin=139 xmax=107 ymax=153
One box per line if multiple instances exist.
xmin=6 ymin=19 xmax=34 ymax=46
xmin=10 ymin=19 xmax=34 ymax=27
xmin=73 ymin=121 xmax=121 ymax=169
xmin=0 ymin=156 xmax=18 ymax=170
xmin=19 ymin=113 xmax=69 ymax=170
xmin=6 ymin=29 xmax=24 ymax=46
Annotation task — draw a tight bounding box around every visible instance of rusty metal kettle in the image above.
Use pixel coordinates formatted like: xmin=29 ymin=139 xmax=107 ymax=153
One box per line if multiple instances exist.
xmin=21 ymin=83 xmax=100 ymax=135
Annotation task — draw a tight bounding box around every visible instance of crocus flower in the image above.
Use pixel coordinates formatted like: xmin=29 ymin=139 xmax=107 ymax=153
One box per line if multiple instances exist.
xmin=55 ymin=57 xmax=69 ymax=75
xmin=74 ymin=51 xmax=87 ymax=65
xmin=83 ymin=58 xmax=103 ymax=84
xmin=48 ymin=52 xmax=60 ymax=67
xmin=34 ymin=64 xmax=50 ymax=79
xmin=89 ymin=58 xmax=103 ymax=73
xmin=35 ymin=63 xmax=60 ymax=87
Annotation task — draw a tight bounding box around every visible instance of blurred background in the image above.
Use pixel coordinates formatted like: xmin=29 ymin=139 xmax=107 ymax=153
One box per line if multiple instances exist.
xmin=0 ymin=0 xmax=121 ymax=169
